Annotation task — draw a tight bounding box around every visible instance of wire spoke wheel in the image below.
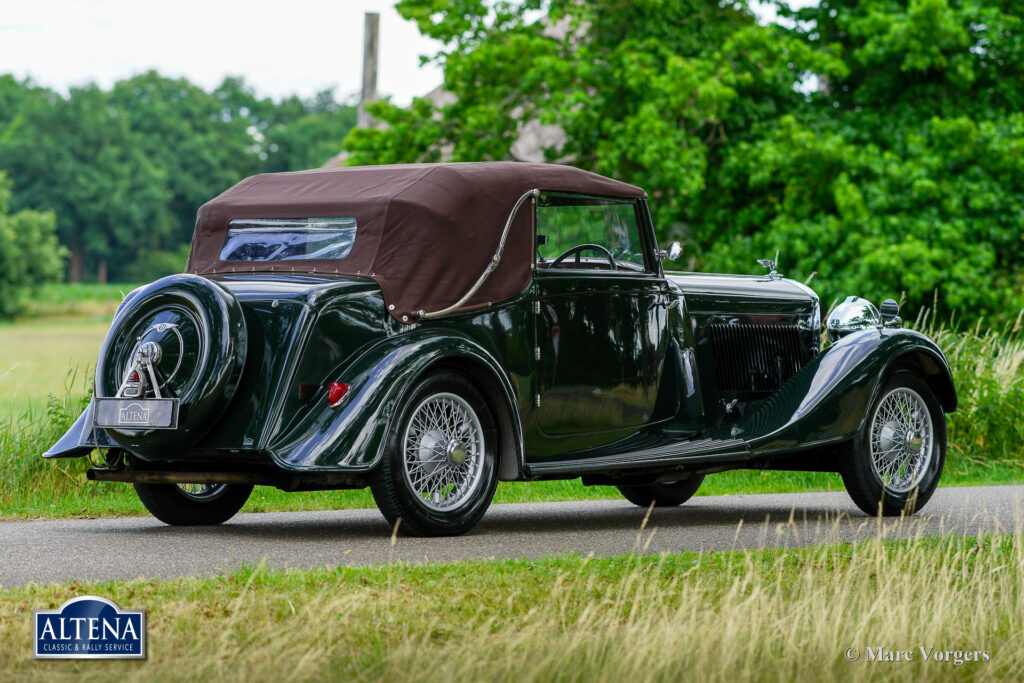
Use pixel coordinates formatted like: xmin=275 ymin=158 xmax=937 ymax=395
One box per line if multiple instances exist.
xmin=176 ymin=483 xmax=229 ymax=501
xmin=401 ymin=392 xmax=486 ymax=512
xmin=869 ymin=387 xmax=934 ymax=493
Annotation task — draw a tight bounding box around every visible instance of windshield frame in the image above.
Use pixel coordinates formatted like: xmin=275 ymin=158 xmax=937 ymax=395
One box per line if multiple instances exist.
xmin=533 ymin=192 xmax=653 ymax=274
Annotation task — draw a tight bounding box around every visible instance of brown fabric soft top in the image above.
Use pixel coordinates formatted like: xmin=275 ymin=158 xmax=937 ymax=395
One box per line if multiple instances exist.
xmin=187 ymin=162 xmax=646 ymax=322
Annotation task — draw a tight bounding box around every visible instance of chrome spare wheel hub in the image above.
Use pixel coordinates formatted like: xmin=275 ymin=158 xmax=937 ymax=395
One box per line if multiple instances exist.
xmin=117 ymin=322 xmax=185 ymax=400
xmin=869 ymin=387 xmax=934 ymax=493
xmin=402 ymin=392 xmax=486 ymax=512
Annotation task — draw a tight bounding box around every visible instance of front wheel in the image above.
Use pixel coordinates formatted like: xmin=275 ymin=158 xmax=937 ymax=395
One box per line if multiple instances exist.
xmin=134 ymin=483 xmax=253 ymax=525
xmin=841 ymin=372 xmax=946 ymax=516
xmin=370 ymin=371 xmax=499 ymax=537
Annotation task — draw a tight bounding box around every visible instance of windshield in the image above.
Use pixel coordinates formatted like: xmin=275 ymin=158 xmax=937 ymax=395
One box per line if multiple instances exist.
xmin=218 ymin=218 xmax=357 ymax=262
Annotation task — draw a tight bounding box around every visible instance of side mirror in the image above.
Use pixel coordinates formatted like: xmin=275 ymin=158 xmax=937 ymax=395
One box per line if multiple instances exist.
xmin=879 ymin=298 xmax=901 ymax=328
xmin=659 ymin=241 xmax=682 ymax=262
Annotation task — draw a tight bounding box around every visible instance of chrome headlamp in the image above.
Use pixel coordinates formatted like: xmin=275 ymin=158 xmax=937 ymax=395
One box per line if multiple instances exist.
xmin=826 ymin=296 xmax=879 ymax=342
xmin=826 ymin=296 xmax=902 ymax=342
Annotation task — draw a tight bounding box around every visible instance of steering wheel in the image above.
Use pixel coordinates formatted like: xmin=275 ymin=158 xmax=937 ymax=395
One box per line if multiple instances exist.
xmin=549 ymin=243 xmax=618 ymax=271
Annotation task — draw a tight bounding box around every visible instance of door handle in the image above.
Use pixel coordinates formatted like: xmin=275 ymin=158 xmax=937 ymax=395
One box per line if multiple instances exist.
xmin=651 ymin=295 xmax=680 ymax=311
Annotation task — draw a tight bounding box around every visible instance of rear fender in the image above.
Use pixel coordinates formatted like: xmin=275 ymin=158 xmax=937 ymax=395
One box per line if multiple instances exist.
xmin=267 ymin=330 xmax=524 ymax=475
xmin=735 ymin=328 xmax=956 ymax=456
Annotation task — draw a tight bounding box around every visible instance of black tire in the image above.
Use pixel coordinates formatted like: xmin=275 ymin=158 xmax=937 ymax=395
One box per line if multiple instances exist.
xmin=370 ymin=370 xmax=499 ymax=537
xmin=95 ymin=275 xmax=247 ymax=460
xmin=618 ymin=475 xmax=705 ymax=508
xmin=134 ymin=483 xmax=253 ymax=525
xmin=841 ymin=372 xmax=946 ymax=516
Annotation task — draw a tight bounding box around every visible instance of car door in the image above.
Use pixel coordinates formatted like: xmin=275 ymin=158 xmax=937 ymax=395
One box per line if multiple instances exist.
xmin=531 ymin=193 xmax=672 ymax=444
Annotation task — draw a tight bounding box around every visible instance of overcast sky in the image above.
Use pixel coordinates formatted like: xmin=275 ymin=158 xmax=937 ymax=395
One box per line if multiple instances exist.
xmin=0 ymin=2 xmax=813 ymax=105
xmin=0 ymin=0 xmax=444 ymax=104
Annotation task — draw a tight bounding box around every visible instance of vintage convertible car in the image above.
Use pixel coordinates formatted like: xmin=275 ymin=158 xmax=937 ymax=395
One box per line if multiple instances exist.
xmin=45 ymin=162 xmax=956 ymax=536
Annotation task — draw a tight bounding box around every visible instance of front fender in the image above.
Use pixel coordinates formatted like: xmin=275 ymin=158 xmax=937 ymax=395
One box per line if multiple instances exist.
xmin=266 ymin=329 xmax=524 ymax=474
xmin=735 ymin=328 xmax=956 ymax=455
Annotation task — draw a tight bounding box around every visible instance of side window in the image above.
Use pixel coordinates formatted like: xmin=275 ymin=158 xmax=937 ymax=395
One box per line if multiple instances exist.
xmin=536 ymin=194 xmax=647 ymax=272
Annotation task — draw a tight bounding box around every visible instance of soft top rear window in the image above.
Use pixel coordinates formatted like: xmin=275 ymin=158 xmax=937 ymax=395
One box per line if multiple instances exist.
xmin=218 ymin=218 xmax=357 ymax=262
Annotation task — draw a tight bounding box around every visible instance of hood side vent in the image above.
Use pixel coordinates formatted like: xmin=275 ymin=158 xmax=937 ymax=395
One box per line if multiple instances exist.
xmin=706 ymin=323 xmax=804 ymax=396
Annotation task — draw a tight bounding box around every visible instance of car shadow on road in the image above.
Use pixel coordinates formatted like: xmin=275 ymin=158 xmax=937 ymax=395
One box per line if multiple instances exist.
xmin=107 ymin=500 xmax=885 ymax=542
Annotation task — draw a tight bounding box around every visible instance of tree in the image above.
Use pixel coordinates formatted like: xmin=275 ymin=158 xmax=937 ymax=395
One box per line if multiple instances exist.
xmin=0 ymin=173 xmax=64 ymax=317
xmin=703 ymin=0 xmax=1024 ymax=318
xmin=260 ymin=90 xmax=358 ymax=172
xmin=107 ymin=72 xmax=260 ymax=249
xmin=344 ymin=0 xmax=1024 ymax=323
xmin=0 ymin=73 xmax=359 ymax=283
xmin=211 ymin=77 xmax=358 ymax=172
xmin=0 ymin=84 xmax=173 ymax=282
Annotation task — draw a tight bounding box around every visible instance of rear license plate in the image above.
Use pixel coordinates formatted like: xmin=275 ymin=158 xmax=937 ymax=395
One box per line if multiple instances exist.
xmin=94 ymin=398 xmax=180 ymax=430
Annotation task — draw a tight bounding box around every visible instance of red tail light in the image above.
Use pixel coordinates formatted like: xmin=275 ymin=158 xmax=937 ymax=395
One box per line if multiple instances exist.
xmin=326 ymin=382 xmax=350 ymax=407
xmin=128 ymin=370 xmax=140 ymax=382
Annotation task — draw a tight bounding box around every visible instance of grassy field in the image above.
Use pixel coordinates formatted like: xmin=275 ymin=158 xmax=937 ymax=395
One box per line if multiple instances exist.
xmin=2 ymin=533 xmax=1021 ymax=680
xmin=0 ymin=284 xmax=1022 ymax=520
xmin=0 ymin=283 xmax=132 ymax=419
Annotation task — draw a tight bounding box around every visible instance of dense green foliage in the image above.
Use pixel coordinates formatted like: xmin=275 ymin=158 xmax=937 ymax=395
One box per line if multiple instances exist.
xmin=0 ymin=72 xmax=356 ymax=285
xmin=0 ymin=173 xmax=64 ymax=317
xmin=345 ymin=0 xmax=1024 ymax=323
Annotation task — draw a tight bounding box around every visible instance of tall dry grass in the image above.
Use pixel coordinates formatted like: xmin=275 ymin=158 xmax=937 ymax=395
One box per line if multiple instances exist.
xmin=2 ymin=530 xmax=1022 ymax=681
xmin=916 ymin=310 xmax=1024 ymax=467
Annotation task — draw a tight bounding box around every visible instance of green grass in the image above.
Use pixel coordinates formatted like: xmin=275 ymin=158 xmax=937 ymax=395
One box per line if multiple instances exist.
xmin=20 ymin=282 xmax=140 ymax=320
xmin=0 ymin=282 xmax=137 ymax=419
xmin=2 ymin=534 xmax=1022 ymax=680
xmin=0 ymin=319 xmax=108 ymax=419
xmin=4 ymin=465 xmax=1024 ymax=521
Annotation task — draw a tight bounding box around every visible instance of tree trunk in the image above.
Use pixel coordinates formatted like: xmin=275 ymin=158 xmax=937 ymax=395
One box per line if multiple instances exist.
xmin=69 ymin=249 xmax=84 ymax=283
xmin=97 ymin=259 xmax=108 ymax=284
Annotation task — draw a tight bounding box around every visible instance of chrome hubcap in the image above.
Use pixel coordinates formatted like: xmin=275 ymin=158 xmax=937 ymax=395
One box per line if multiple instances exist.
xmin=869 ymin=387 xmax=933 ymax=493
xmin=402 ymin=392 xmax=485 ymax=512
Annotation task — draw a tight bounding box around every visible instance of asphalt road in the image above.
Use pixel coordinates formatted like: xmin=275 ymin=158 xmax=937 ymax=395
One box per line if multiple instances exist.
xmin=2 ymin=485 xmax=1021 ymax=588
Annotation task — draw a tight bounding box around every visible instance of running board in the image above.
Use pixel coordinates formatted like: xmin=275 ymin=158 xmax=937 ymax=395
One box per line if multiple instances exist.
xmin=525 ymin=438 xmax=750 ymax=477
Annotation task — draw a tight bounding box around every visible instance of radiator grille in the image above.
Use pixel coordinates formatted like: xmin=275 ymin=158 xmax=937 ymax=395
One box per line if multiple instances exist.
xmin=705 ymin=323 xmax=805 ymax=395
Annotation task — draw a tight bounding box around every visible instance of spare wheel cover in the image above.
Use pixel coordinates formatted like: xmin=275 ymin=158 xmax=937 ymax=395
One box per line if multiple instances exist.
xmin=94 ymin=274 xmax=247 ymax=459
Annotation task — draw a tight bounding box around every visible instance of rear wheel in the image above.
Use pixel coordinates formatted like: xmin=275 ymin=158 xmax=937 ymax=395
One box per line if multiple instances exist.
xmin=841 ymin=372 xmax=945 ymax=516
xmin=370 ymin=371 xmax=499 ymax=537
xmin=618 ymin=475 xmax=705 ymax=508
xmin=134 ymin=482 xmax=253 ymax=525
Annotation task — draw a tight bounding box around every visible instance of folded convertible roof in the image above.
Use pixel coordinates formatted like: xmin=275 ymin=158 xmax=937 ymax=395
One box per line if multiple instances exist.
xmin=187 ymin=162 xmax=645 ymax=322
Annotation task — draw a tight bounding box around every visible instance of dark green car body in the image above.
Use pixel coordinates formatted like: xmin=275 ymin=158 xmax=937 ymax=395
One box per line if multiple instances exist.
xmin=46 ymin=206 xmax=955 ymax=492
xmin=44 ymin=163 xmax=956 ymax=534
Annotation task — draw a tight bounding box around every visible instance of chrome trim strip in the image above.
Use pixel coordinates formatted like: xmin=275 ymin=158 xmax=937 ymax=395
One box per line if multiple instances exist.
xmin=417 ymin=188 xmax=540 ymax=320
